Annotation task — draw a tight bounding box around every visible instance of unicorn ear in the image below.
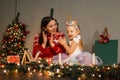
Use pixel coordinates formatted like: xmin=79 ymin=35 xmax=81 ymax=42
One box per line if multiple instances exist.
xmin=67 ymin=16 xmax=71 ymax=21
xmin=66 ymin=17 xmax=78 ymax=27
xmin=66 ymin=16 xmax=72 ymax=25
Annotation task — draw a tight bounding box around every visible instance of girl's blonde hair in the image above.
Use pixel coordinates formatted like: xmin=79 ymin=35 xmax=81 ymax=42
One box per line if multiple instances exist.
xmin=79 ymin=39 xmax=83 ymax=50
xmin=66 ymin=17 xmax=83 ymax=50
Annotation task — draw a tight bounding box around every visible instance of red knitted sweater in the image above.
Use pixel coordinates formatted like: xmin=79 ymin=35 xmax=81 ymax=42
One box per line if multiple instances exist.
xmin=32 ymin=32 xmax=66 ymax=59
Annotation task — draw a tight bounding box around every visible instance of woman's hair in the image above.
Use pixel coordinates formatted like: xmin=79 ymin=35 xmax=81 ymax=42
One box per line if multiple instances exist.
xmin=39 ymin=16 xmax=58 ymax=46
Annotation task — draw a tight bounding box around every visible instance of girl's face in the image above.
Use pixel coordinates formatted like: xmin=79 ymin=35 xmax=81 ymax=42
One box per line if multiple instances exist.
xmin=67 ymin=26 xmax=80 ymax=40
xmin=45 ymin=20 xmax=58 ymax=34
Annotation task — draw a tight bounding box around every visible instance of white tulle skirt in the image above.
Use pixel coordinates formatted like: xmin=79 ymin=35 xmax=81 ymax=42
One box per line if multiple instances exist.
xmin=52 ymin=51 xmax=103 ymax=66
xmin=52 ymin=53 xmax=69 ymax=64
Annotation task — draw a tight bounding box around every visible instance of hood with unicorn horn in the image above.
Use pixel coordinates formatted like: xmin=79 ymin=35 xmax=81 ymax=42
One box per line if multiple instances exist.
xmin=66 ymin=17 xmax=80 ymax=29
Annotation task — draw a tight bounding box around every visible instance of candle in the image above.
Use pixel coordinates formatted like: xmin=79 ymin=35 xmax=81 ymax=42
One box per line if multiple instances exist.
xmin=34 ymin=51 xmax=41 ymax=61
xmin=92 ymin=53 xmax=96 ymax=65
xmin=59 ymin=53 xmax=62 ymax=64
xmin=28 ymin=49 xmax=33 ymax=59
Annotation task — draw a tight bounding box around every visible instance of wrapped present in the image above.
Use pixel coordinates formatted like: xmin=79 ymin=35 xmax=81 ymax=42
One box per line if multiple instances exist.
xmin=7 ymin=55 xmax=20 ymax=64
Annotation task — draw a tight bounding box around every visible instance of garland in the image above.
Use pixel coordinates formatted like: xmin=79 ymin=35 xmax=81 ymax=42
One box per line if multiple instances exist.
xmin=0 ymin=59 xmax=120 ymax=80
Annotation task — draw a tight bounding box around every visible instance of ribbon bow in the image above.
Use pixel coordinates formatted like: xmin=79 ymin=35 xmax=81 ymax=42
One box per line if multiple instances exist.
xmin=98 ymin=27 xmax=110 ymax=43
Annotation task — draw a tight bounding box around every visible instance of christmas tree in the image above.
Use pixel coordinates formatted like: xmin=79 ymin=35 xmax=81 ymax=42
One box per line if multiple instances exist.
xmin=0 ymin=13 xmax=30 ymax=64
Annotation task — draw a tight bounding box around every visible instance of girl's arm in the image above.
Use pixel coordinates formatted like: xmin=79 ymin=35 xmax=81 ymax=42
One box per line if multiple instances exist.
xmin=65 ymin=41 xmax=77 ymax=55
xmin=58 ymin=37 xmax=78 ymax=55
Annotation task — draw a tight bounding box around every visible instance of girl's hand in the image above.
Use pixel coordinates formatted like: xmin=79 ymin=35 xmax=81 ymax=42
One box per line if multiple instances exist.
xmin=42 ymin=31 xmax=47 ymax=48
xmin=58 ymin=37 xmax=67 ymax=45
xmin=49 ymin=33 xmax=55 ymax=47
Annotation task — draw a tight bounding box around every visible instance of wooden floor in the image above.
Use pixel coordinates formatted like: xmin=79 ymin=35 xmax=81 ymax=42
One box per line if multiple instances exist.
xmin=0 ymin=69 xmax=117 ymax=80
xmin=0 ymin=72 xmax=73 ymax=80
xmin=0 ymin=72 xmax=117 ymax=80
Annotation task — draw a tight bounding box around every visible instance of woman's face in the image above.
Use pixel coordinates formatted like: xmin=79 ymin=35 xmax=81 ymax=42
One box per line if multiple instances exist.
xmin=45 ymin=20 xmax=58 ymax=34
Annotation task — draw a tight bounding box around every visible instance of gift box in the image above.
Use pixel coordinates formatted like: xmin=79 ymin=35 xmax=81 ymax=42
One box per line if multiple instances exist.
xmin=7 ymin=55 xmax=20 ymax=64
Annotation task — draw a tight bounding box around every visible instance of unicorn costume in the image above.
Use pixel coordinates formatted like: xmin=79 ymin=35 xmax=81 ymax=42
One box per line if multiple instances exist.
xmin=52 ymin=17 xmax=102 ymax=65
xmin=63 ymin=34 xmax=98 ymax=66
xmin=64 ymin=17 xmax=100 ymax=66
xmin=52 ymin=34 xmax=100 ymax=66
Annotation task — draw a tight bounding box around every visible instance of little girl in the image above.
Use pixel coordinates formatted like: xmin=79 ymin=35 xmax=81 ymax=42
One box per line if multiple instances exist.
xmin=58 ymin=18 xmax=98 ymax=66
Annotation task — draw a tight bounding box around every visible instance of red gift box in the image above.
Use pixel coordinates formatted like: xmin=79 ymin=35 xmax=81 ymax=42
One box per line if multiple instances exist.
xmin=7 ymin=55 xmax=20 ymax=64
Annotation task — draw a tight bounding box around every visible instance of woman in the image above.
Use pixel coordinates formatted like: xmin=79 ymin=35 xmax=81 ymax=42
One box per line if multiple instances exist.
xmin=32 ymin=16 xmax=68 ymax=64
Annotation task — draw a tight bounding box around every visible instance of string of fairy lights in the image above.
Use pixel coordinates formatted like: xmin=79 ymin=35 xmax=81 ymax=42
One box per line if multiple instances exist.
xmin=0 ymin=58 xmax=120 ymax=80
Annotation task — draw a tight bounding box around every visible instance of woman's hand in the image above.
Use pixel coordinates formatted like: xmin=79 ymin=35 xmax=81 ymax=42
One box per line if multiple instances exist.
xmin=42 ymin=31 xmax=47 ymax=48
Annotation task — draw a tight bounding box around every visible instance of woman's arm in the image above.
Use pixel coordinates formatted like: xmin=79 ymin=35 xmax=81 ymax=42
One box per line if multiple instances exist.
xmin=51 ymin=44 xmax=66 ymax=54
xmin=49 ymin=33 xmax=66 ymax=54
